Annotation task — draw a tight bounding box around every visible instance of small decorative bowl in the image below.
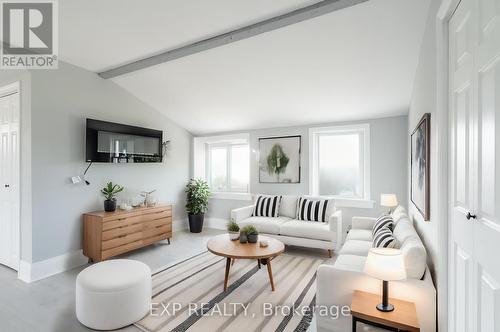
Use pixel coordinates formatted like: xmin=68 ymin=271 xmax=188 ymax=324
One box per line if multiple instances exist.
xmin=259 ymin=240 xmax=269 ymax=247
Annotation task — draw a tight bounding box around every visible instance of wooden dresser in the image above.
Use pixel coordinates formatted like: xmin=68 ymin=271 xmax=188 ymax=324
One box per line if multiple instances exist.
xmin=83 ymin=204 xmax=172 ymax=262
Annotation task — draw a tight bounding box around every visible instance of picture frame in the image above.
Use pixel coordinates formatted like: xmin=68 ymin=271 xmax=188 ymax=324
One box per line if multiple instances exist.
xmin=411 ymin=113 xmax=430 ymax=221
xmin=258 ymin=135 xmax=301 ymax=183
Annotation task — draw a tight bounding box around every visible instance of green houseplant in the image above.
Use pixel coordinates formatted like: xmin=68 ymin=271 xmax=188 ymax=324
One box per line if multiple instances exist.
xmin=227 ymin=221 xmax=240 ymax=241
xmin=185 ymin=178 xmax=210 ymax=233
xmin=101 ymin=182 xmax=124 ymax=212
xmin=241 ymin=225 xmax=259 ymax=243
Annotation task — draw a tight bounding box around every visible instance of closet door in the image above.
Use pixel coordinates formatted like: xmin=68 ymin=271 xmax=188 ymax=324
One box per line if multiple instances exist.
xmin=449 ymin=0 xmax=476 ymax=330
xmin=474 ymin=0 xmax=500 ymax=330
xmin=0 ymin=86 xmax=20 ymax=271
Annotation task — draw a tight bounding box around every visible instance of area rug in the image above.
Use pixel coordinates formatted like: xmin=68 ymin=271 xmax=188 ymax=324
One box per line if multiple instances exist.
xmin=135 ymin=251 xmax=325 ymax=332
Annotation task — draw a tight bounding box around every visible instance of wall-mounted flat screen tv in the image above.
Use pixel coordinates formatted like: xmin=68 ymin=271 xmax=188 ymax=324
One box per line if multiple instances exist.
xmin=86 ymin=119 xmax=163 ymax=163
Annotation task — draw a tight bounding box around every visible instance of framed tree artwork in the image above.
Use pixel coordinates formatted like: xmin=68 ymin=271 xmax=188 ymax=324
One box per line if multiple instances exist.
xmin=259 ymin=135 xmax=301 ymax=183
xmin=411 ymin=113 xmax=430 ymax=220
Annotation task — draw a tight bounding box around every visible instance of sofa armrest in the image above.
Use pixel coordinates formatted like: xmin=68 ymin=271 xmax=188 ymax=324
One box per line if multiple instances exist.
xmin=351 ymin=216 xmax=377 ymax=230
xmin=230 ymin=205 xmax=254 ymax=222
xmin=328 ymin=210 xmax=343 ymax=251
xmin=316 ymin=265 xmax=436 ymax=332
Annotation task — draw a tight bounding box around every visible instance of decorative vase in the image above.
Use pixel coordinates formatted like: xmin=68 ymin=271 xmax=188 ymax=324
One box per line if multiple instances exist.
xmin=188 ymin=214 xmax=204 ymax=233
xmin=104 ymin=199 xmax=117 ymax=212
xmin=247 ymin=234 xmax=258 ymax=243
xmin=239 ymin=232 xmax=248 ymax=243
xmin=228 ymin=231 xmax=239 ymax=241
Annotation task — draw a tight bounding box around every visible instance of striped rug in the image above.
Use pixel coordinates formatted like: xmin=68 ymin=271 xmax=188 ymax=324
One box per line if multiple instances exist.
xmin=135 ymin=251 xmax=325 ymax=332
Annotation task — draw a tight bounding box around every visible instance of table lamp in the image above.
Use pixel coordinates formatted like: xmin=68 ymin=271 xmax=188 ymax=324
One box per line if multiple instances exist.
xmin=380 ymin=194 xmax=398 ymax=213
xmin=363 ymin=248 xmax=406 ymax=312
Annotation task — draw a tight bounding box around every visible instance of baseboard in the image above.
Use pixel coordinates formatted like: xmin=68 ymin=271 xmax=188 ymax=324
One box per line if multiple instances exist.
xmin=18 ymin=249 xmax=88 ymax=283
xmin=204 ymin=217 xmax=228 ymax=230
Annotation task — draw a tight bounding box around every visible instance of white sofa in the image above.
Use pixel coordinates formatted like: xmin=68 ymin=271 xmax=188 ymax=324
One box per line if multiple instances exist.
xmin=316 ymin=206 xmax=436 ymax=332
xmin=230 ymin=195 xmax=343 ymax=254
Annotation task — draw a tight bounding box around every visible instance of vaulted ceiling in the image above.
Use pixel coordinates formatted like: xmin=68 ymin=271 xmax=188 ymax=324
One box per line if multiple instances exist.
xmin=59 ymin=0 xmax=431 ymax=134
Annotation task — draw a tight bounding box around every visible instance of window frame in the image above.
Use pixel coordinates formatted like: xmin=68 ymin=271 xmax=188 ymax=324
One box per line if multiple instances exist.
xmin=206 ymin=142 xmax=249 ymax=194
xmin=309 ymin=124 xmax=372 ymax=205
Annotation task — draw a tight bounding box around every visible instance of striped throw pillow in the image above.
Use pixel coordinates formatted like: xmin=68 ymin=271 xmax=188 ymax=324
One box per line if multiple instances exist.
xmin=372 ymin=214 xmax=394 ymax=236
xmin=296 ymin=197 xmax=330 ymax=222
xmin=373 ymin=227 xmax=397 ymax=248
xmin=252 ymin=195 xmax=282 ymax=217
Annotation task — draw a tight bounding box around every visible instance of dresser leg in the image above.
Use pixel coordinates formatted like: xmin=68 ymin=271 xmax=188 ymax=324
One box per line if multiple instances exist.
xmin=88 ymin=258 xmax=93 ymax=263
xmin=167 ymin=238 xmax=171 ymax=245
xmin=352 ymin=316 xmax=357 ymax=332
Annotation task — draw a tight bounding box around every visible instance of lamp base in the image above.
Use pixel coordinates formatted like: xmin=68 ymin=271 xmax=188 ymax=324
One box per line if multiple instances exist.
xmin=376 ymin=303 xmax=394 ymax=312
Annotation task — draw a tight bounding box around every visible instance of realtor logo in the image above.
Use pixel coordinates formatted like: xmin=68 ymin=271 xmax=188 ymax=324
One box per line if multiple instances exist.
xmin=1 ymin=0 xmax=58 ymax=69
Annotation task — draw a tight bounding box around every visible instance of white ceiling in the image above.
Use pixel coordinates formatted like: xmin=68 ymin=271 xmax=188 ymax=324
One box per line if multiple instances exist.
xmin=60 ymin=0 xmax=431 ymax=135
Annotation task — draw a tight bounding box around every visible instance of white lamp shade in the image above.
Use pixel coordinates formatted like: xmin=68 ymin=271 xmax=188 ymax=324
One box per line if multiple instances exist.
xmin=364 ymin=248 xmax=406 ymax=281
xmin=380 ymin=194 xmax=398 ymax=207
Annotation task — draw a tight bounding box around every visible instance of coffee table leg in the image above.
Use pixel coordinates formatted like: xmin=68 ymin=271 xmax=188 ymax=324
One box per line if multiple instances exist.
xmin=266 ymin=258 xmax=275 ymax=291
xmin=224 ymin=257 xmax=231 ymax=292
xmin=257 ymin=259 xmax=261 ymax=269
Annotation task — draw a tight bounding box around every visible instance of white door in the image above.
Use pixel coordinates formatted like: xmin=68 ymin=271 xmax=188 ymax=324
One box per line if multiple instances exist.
xmin=0 ymin=83 xmax=20 ymax=271
xmin=449 ymin=0 xmax=500 ymax=331
xmin=474 ymin=0 xmax=500 ymax=329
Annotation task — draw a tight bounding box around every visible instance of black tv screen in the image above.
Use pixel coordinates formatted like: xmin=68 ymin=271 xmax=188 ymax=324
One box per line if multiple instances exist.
xmin=86 ymin=119 xmax=163 ymax=163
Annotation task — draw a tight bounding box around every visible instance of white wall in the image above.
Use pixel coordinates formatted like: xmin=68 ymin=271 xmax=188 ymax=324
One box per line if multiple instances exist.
xmin=28 ymin=62 xmax=192 ymax=263
xmin=407 ymin=0 xmax=442 ymax=279
xmin=202 ymin=115 xmax=408 ymax=232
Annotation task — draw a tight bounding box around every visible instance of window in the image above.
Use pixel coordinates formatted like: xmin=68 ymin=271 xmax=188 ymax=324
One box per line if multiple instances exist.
xmin=310 ymin=125 xmax=370 ymax=201
xmin=207 ymin=143 xmax=249 ymax=193
xmin=193 ymin=133 xmax=250 ymax=199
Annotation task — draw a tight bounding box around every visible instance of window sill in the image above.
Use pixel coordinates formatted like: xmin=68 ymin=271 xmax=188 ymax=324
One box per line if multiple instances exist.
xmin=333 ymin=198 xmax=375 ymax=209
xmin=210 ymin=192 xmax=252 ymax=201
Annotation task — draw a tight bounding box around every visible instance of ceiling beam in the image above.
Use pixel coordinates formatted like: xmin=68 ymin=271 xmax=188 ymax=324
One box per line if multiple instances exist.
xmin=98 ymin=0 xmax=368 ymax=79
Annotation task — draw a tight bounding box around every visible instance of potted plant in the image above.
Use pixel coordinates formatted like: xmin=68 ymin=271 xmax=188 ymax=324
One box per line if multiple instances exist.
xmin=241 ymin=225 xmax=259 ymax=243
xmin=227 ymin=221 xmax=240 ymax=241
xmin=101 ymin=182 xmax=124 ymax=212
xmin=185 ymin=178 xmax=210 ymax=233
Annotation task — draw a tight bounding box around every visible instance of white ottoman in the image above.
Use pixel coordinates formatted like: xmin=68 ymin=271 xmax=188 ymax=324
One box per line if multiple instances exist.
xmin=76 ymin=259 xmax=151 ymax=330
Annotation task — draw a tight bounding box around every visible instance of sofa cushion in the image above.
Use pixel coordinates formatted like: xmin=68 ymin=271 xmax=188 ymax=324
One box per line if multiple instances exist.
xmin=372 ymin=214 xmax=394 ymax=235
xmin=279 ymin=195 xmax=298 ymax=218
xmin=252 ymin=195 xmax=281 ymax=217
xmin=391 ymin=205 xmax=407 ymax=224
xmin=238 ymin=216 xmax=291 ymax=235
xmin=346 ymin=229 xmax=373 ymax=241
xmin=339 ymin=240 xmax=372 ymax=256
xmin=301 ymin=195 xmax=336 ymax=216
xmin=279 ymin=219 xmax=335 ymax=241
xmin=373 ymin=227 xmax=398 ymax=248
xmin=333 ymin=254 xmax=367 ymax=272
xmin=394 ymin=218 xmax=427 ymax=279
xmin=296 ymin=197 xmax=332 ymax=222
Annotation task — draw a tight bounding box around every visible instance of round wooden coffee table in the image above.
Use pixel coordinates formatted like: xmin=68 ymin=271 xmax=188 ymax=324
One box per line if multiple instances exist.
xmin=207 ymin=234 xmax=285 ymax=292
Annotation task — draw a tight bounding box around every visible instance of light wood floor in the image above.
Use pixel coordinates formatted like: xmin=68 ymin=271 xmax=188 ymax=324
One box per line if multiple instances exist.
xmin=0 ymin=229 xmax=335 ymax=332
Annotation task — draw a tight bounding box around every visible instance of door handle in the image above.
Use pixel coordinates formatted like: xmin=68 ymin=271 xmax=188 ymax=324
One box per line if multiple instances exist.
xmin=466 ymin=212 xmax=477 ymax=220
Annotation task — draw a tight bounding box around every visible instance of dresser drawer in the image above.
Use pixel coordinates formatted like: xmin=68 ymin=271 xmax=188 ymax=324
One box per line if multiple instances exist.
xmin=102 ymin=231 xmax=143 ymax=251
xmin=102 ymin=209 xmax=171 ymax=231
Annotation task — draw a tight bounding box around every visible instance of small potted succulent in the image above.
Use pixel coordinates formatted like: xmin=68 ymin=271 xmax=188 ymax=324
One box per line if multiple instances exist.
xmin=101 ymin=182 xmax=124 ymax=212
xmin=241 ymin=225 xmax=259 ymax=243
xmin=227 ymin=221 xmax=240 ymax=241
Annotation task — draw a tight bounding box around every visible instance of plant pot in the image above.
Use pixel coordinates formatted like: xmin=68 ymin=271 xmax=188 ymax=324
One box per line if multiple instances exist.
xmin=188 ymin=214 xmax=204 ymax=233
xmin=239 ymin=232 xmax=248 ymax=243
xmin=104 ymin=199 xmax=117 ymax=212
xmin=228 ymin=231 xmax=239 ymax=241
xmin=247 ymin=234 xmax=258 ymax=243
